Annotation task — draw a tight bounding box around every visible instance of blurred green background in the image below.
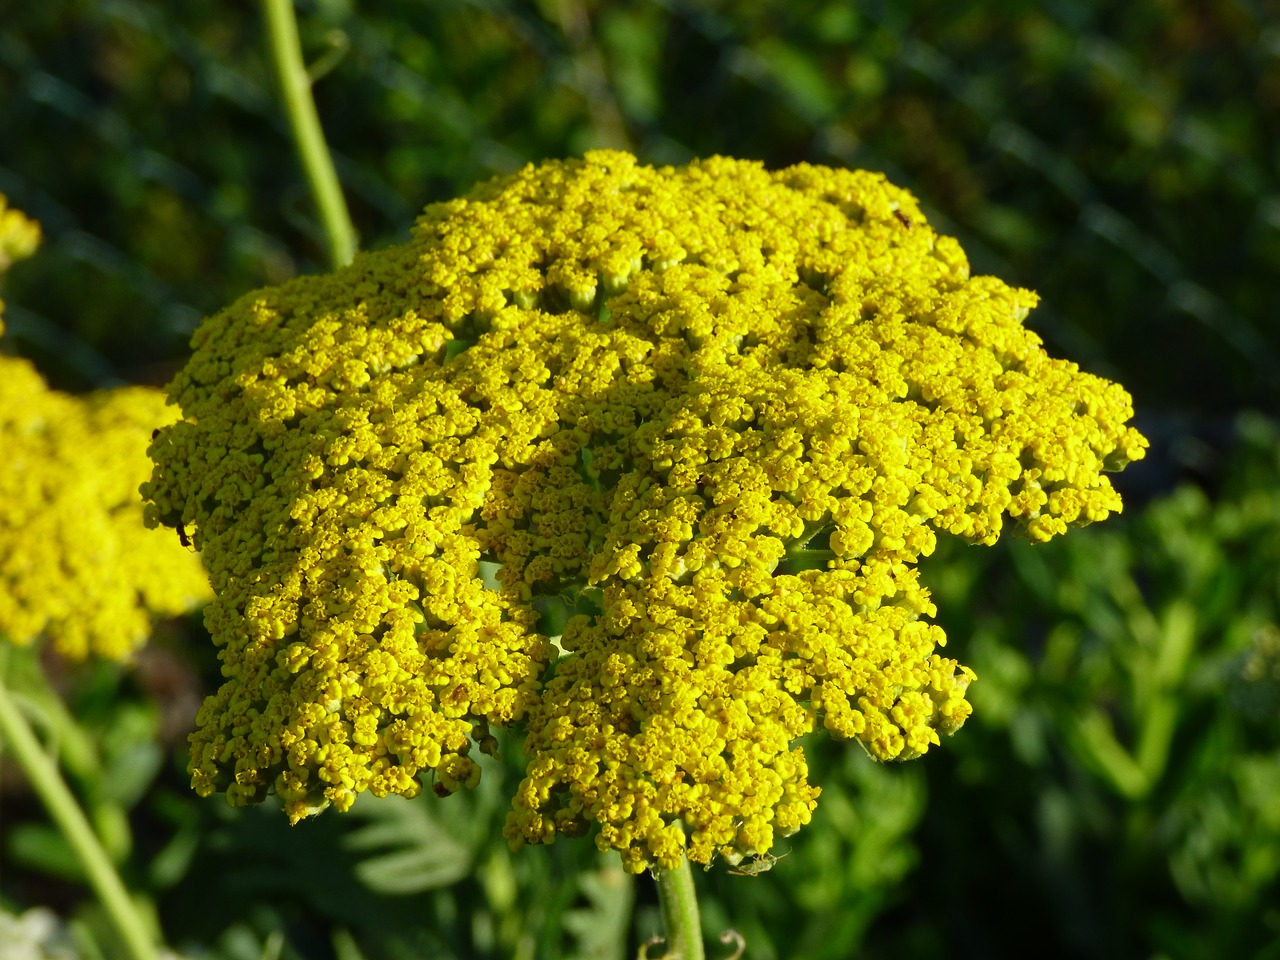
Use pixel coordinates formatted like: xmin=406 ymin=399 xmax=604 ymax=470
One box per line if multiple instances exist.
xmin=1 ymin=1 xmax=1278 ymax=958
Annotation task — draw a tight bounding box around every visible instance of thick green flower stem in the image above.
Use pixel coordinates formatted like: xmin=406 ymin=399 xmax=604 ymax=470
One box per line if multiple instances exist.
xmin=261 ymin=0 xmax=357 ymax=268
xmin=0 ymin=672 xmax=158 ymax=960
xmin=653 ymin=857 xmax=705 ymax=960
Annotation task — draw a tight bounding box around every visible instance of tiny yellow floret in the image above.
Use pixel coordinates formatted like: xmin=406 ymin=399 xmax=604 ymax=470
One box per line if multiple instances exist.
xmin=144 ymin=152 xmax=1145 ymax=871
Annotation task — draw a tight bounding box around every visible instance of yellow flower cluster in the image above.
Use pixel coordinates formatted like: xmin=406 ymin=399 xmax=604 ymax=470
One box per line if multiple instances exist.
xmin=143 ymin=152 xmax=1145 ymax=871
xmin=0 ymin=201 xmax=209 ymax=659
xmin=0 ymin=195 xmax=41 ymax=277
xmin=0 ymin=362 xmax=213 ymax=660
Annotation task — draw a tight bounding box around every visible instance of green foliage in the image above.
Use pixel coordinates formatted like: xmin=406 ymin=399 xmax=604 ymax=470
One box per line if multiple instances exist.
xmin=344 ymin=796 xmax=474 ymax=896
xmin=903 ymin=412 xmax=1280 ymax=958
xmin=2 ymin=1 xmax=1279 ymax=957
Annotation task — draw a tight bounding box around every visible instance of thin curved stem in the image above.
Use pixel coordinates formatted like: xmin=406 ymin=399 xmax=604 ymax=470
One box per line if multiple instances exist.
xmin=261 ymin=0 xmax=357 ymax=268
xmin=653 ymin=857 xmax=705 ymax=960
xmin=0 ymin=665 xmax=158 ymax=960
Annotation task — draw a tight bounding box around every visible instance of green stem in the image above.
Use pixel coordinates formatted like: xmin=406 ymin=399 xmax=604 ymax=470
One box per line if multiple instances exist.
xmin=653 ymin=857 xmax=705 ymax=960
xmin=261 ymin=0 xmax=357 ymax=267
xmin=1070 ymin=708 xmax=1147 ymax=800
xmin=0 ymin=669 xmax=157 ymax=960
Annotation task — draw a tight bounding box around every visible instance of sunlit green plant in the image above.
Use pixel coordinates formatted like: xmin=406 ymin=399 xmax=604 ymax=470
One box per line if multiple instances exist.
xmin=910 ymin=411 xmax=1280 ymax=957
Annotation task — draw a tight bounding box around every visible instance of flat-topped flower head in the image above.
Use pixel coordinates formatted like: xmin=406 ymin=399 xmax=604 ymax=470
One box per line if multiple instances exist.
xmin=144 ymin=151 xmax=1145 ymax=871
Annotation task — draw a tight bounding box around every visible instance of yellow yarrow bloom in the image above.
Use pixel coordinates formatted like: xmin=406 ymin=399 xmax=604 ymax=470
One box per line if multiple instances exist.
xmin=0 ymin=356 xmax=212 ymax=660
xmin=143 ymin=152 xmax=1145 ymax=872
xmin=0 ymin=205 xmax=210 ymax=660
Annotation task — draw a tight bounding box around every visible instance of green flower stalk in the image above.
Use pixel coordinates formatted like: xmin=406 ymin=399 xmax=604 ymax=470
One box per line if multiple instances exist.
xmin=0 ymin=200 xmax=209 ymax=960
xmin=0 ymin=662 xmax=159 ymax=960
xmin=261 ymin=0 xmax=357 ymax=268
xmin=143 ymin=152 xmax=1146 ymax=874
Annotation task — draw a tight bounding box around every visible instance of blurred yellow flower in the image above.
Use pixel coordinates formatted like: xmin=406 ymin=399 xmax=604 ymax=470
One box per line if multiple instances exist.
xmin=144 ymin=152 xmax=1145 ymax=871
xmin=0 ymin=204 xmax=210 ymax=661
xmin=0 ymin=195 xmax=40 ymax=278
xmin=0 ymin=358 xmax=212 ymax=660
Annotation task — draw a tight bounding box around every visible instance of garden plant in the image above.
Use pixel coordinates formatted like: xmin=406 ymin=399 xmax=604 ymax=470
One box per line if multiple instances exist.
xmin=1 ymin=2 xmax=1278 ymax=959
